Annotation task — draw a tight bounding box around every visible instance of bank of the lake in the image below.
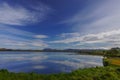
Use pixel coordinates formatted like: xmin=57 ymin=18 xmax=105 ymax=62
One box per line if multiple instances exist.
xmin=0 ymin=66 xmax=120 ymax=80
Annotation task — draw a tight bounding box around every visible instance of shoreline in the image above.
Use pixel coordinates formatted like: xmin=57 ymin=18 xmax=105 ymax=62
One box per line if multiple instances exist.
xmin=0 ymin=66 xmax=119 ymax=80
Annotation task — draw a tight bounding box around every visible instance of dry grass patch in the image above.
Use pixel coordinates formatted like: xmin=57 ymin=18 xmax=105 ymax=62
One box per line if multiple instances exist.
xmin=108 ymin=58 xmax=120 ymax=66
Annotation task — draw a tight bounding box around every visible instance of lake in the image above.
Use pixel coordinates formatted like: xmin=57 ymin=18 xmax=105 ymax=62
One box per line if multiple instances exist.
xmin=0 ymin=52 xmax=103 ymax=74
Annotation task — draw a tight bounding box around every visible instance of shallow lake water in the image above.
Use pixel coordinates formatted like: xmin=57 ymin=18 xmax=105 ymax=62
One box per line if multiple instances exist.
xmin=0 ymin=52 xmax=103 ymax=74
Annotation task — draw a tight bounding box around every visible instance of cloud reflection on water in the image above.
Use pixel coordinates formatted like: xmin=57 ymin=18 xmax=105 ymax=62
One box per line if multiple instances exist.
xmin=0 ymin=52 xmax=103 ymax=73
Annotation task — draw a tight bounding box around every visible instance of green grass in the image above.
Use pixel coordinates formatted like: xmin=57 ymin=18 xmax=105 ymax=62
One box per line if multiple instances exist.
xmin=0 ymin=66 xmax=120 ymax=80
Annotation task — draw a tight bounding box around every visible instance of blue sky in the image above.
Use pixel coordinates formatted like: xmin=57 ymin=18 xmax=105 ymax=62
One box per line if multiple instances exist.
xmin=0 ymin=0 xmax=120 ymax=49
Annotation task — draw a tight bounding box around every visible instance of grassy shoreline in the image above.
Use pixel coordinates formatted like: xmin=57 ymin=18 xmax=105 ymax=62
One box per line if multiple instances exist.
xmin=0 ymin=66 xmax=120 ymax=80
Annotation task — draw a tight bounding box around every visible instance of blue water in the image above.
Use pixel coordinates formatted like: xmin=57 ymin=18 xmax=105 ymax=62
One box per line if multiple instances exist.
xmin=0 ymin=52 xmax=103 ymax=74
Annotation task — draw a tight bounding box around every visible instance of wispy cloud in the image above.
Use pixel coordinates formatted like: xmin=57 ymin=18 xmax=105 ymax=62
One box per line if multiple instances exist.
xmin=59 ymin=32 xmax=80 ymax=38
xmin=0 ymin=53 xmax=48 ymax=62
xmin=51 ymin=29 xmax=120 ymax=49
xmin=61 ymin=0 xmax=120 ymax=33
xmin=0 ymin=36 xmax=49 ymax=49
xmin=0 ymin=1 xmax=52 ymax=49
xmin=31 ymin=40 xmax=48 ymax=47
xmin=51 ymin=59 xmax=102 ymax=69
xmin=34 ymin=35 xmax=48 ymax=39
xmin=0 ymin=25 xmax=49 ymax=49
xmin=0 ymin=2 xmax=52 ymax=26
xmin=57 ymin=0 xmax=120 ymax=49
xmin=33 ymin=65 xmax=46 ymax=69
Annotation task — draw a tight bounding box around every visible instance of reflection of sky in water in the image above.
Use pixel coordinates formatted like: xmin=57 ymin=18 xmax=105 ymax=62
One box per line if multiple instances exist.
xmin=0 ymin=52 xmax=103 ymax=74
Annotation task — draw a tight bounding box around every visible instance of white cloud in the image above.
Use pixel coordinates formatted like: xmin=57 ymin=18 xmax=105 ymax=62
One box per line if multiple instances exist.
xmin=51 ymin=60 xmax=102 ymax=69
xmin=30 ymin=56 xmax=48 ymax=61
xmin=34 ymin=35 xmax=48 ymax=39
xmin=0 ymin=2 xmax=52 ymax=26
xmin=59 ymin=32 xmax=80 ymax=38
xmin=52 ymin=60 xmax=85 ymax=69
xmin=0 ymin=53 xmax=48 ymax=63
xmin=51 ymin=29 xmax=120 ymax=49
xmin=0 ymin=36 xmax=49 ymax=49
xmin=55 ymin=0 xmax=120 ymax=49
xmin=31 ymin=40 xmax=48 ymax=47
xmin=33 ymin=65 xmax=46 ymax=69
xmin=0 ymin=25 xmax=49 ymax=49
xmin=61 ymin=0 xmax=120 ymax=34
xmin=0 ymin=25 xmax=33 ymax=37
